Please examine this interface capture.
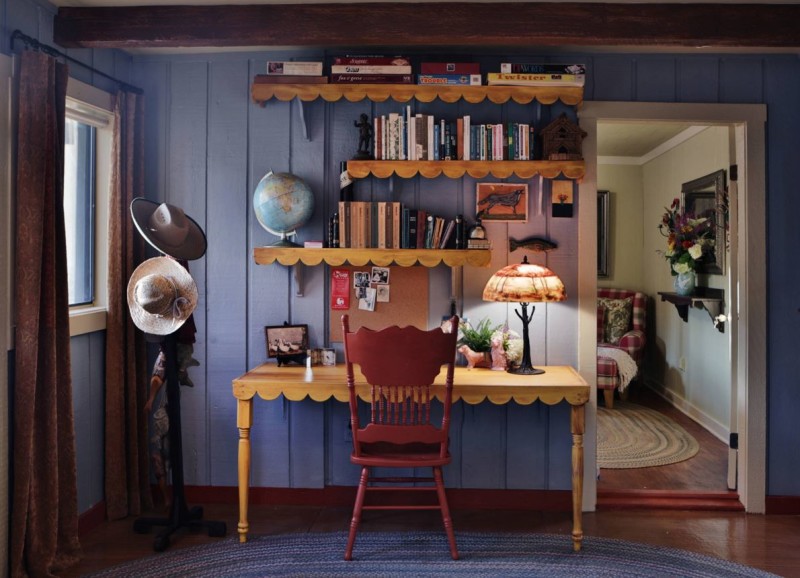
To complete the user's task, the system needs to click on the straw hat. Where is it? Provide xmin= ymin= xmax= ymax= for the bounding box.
xmin=131 ymin=198 xmax=207 ymax=261
xmin=127 ymin=257 xmax=198 ymax=335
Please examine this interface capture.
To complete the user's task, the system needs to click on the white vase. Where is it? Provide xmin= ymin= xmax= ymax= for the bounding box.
xmin=673 ymin=270 xmax=696 ymax=296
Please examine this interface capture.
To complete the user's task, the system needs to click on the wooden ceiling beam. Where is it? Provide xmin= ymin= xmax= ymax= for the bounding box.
xmin=54 ymin=3 xmax=800 ymax=50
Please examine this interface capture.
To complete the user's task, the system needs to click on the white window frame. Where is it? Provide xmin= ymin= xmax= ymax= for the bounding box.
xmin=65 ymin=79 xmax=114 ymax=337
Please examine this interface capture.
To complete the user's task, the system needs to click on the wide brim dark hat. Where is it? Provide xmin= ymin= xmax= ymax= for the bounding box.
xmin=131 ymin=198 xmax=207 ymax=261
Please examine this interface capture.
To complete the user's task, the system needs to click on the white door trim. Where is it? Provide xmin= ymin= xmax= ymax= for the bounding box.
xmin=578 ymin=101 xmax=767 ymax=513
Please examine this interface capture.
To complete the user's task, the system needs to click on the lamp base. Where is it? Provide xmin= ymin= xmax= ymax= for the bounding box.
xmin=507 ymin=365 xmax=545 ymax=375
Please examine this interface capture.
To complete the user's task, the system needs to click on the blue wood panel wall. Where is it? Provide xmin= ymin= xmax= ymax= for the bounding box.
xmin=124 ymin=50 xmax=800 ymax=498
xmin=5 ymin=3 xmax=800 ymax=505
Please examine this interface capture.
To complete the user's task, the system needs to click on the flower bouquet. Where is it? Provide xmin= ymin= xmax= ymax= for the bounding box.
xmin=658 ymin=198 xmax=714 ymax=276
xmin=658 ymin=198 xmax=714 ymax=295
xmin=491 ymin=324 xmax=523 ymax=369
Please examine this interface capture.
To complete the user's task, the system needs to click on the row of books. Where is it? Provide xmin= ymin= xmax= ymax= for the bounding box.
xmin=260 ymin=57 xmax=585 ymax=87
xmin=336 ymin=201 xmax=465 ymax=250
xmin=373 ymin=109 xmax=537 ymax=161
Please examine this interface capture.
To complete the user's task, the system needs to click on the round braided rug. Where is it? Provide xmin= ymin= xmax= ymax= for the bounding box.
xmin=86 ymin=532 xmax=776 ymax=577
xmin=598 ymin=401 xmax=700 ymax=469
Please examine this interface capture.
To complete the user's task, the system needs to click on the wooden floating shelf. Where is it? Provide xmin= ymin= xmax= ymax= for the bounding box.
xmin=347 ymin=159 xmax=585 ymax=180
xmin=251 ymin=83 xmax=583 ymax=107
xmin=658 ymin=288 xmax=726 ymax=333
xmin=254 ymin=247 xmax=491 ymax=268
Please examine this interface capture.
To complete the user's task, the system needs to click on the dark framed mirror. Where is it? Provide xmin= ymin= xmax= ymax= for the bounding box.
xmin=598 ymin=190 xmax=609 ymax=277
xmin=681 ymin=169 xmax=727 ymax=275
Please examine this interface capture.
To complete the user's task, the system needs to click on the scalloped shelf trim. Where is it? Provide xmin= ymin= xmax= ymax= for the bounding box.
xmin=253 ymin=247 xmax=492 ymax=268
xmin=347 ymin=160 xmax=585 ymax=180
xmin=251 ymin=83 xmax=583 ymax=106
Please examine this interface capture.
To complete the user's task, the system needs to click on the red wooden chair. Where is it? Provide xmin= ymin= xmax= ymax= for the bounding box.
xmin=341 ymin=314 xmax=459 ymax=561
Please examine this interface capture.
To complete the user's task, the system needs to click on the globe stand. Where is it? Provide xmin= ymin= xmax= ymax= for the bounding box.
xmin=270 ymin=231 xmax=301 ymax=247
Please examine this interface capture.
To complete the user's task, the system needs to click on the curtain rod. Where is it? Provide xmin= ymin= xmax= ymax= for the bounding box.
xmin=10 ymin=29 xmax=144 ymax=95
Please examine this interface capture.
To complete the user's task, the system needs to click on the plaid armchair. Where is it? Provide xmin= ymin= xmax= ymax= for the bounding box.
xmin=597 ymin=288 xmax=648 ymax=409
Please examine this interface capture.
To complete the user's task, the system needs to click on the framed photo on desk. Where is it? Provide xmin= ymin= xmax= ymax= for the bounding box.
xmin=265 ymin=324 xmax=309 ymax=359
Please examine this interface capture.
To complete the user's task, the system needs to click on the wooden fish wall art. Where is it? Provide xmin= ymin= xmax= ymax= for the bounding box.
xmin=509 ymin=236 xmax=558 ymax=253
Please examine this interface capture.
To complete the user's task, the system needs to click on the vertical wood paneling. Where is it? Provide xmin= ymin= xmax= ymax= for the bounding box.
xmin=460 ymin=402 xmax=506 ymax=487
xmin=763 ymin=56 xmax=800 ymax=495
xmin=133 ymin=60 xmax=169 ymax=207
xmin=70 ymin=334 xmax=92 ymax=511
xmin=287 ymin=96 xmax=326 ymax=487
xmin=678 ymin=57 xmax=720 ymax=103
xmin=247 ymin=56 xmax=292 ymax=487
xmin=635 ymin=57 xmax=678 ymax=103
xmin=720 ymin=57 xmax=764 ymax=103
xmin=206 ymin=58 xmax=249 ymax=486
xmin=166 ymin=60 xmax=209 ymax=483
xmin=65 ymin=49 xmax=800 ymax=502
xmin=546 ymin=402 xmax=573 ymax=489
xmin=592 ymin=56 xmax=635 ymax=102
xmin=506 ymin=403 xmax=549 ymax=488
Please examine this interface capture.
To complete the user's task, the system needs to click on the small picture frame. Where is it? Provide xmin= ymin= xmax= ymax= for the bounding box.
xmin=476 ymin=182 xmax=528 ymax=222
xmin=370 ymin=266 xmax=390 ymax=284
xmin=265 ymin=324 xmax=309 ymax=364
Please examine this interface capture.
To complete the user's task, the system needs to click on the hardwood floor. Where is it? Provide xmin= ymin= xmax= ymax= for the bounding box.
xmin=598 ymin=385 xmax=731 ymax=493
xmin=62 ymin=503 xmax=800 ymax=577
xmin=63 ymin=387 xmax=791 ymax=577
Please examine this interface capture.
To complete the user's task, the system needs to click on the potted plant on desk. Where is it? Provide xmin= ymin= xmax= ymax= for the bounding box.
xmin=457 ymin=318 xmax=499 ymax=369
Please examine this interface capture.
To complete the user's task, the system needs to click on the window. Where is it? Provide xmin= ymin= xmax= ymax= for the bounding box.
xmin=65 ymin=80 xmax=113 ymax=336
xmin=64 ymin=117 xmax=96 ymax=306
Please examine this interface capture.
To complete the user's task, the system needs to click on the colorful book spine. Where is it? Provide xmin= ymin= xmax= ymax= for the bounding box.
xmin=330 ymin=74 xmax=413 ymax=84
xmin=253 ymin=75 xmax=329 ymax=84
xmin=500 ymin=63 xmax=586 ymax=75
xmin=487 ymin=72 xmax=585 ymax=86
xmin=266 ymin=61 xmax=323 ymax=76
xmin=420 ymin=62 xmax=480 ymax=74
xmin=332 ymin=56 xmax=411 ymax=66
xmin=417 ymin=74 xmax=481 ymax=85
xmin=331 ymin=64 xmax=412 ymax=74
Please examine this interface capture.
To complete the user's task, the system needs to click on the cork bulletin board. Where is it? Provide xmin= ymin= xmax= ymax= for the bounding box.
xmin=329 ymin=266 xmax=429 ymax=342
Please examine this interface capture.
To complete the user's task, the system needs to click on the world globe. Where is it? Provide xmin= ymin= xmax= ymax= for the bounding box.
xmin=253 ymin=171 xmax=315 ymax=246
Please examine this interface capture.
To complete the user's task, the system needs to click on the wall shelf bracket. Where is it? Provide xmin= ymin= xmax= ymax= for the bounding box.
xmin=658 ymin=288 xmax=725 ymax=332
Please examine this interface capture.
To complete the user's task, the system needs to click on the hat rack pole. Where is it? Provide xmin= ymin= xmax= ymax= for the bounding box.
xmin=132 ymin=332 xmax=227 ymax=550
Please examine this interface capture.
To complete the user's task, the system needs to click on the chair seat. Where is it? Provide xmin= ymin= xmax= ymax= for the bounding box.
xmin=352 ymin=442 xmax=451 ymax=468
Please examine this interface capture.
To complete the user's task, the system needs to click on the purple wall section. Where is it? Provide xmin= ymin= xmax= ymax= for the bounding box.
xmin=4 ymin=6 xmax=798 ymax=504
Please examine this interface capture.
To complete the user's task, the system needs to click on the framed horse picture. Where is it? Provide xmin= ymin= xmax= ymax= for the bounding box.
xmin=476 ymin=183 xmax=528 ymax=223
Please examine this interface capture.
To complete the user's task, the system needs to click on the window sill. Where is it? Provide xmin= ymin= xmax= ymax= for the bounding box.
xmin=69 ymin=306 xmax=107 ymax=337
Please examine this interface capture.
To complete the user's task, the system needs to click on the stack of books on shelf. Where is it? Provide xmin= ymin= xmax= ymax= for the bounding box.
xmin=486 ymin=63 xmax=586 ymax=87
xmin=336 ymin=201 xmax=464 ymax=250
xmin=256 ymin=60 xmax=328 ymax=84
xmin=417 ymin=62 xmax=481 ymax=86
xmin=370 ymin=109 xmax=536 ymax=161
xmin=330 ymin=55 xmax=413 ymax=84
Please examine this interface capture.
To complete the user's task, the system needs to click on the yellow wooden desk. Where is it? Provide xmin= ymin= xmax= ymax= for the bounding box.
xmin=232 ymin=364 xmax=590 ymax=551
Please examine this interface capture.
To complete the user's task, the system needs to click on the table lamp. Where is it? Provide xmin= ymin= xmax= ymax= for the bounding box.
xmin=482 ymin=256 xmax=566 ymax=375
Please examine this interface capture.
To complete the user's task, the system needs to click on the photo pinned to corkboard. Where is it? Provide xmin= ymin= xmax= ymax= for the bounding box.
xmin=552 ymin=180 xmax=574 ymax=218
xmin=476 ymin=182 xmax=528 ymax=222
xmin=329 ymin=265 xmax=428 ymax=343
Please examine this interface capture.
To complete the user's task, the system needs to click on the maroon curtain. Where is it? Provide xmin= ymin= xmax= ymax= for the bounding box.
xmin=11 ymin=50 xmax=81 ymax=577
xmin=104 ymin=89 xmax=149 ymax=520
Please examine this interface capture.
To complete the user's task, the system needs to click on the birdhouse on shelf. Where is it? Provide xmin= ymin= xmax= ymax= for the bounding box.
xmin=541 ymin=113 xmax=587 ymax=161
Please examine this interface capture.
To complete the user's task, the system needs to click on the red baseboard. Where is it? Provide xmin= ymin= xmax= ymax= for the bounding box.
xmin=598 ymin=489 xmax=744 ymax=511
xmin=78 ymin=500 xmax=107 ymax=536
xmin=765 ymin=496 xmax=800 ymax=514
xmin=184 ymin=485 xmax=572 ymax=511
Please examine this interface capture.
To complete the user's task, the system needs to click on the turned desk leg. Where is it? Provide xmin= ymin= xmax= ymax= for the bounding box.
xmin=237 ymin=399 xmax=253 ymax=543
xmin=571 ymin=404 xmax=585 ymax=552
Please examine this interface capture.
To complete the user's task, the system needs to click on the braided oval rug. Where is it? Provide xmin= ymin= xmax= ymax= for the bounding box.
xmin=87 ymin=531 xmax=776 ymax=577
xmin=598 ymin=401 xmax=700 ymax=469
